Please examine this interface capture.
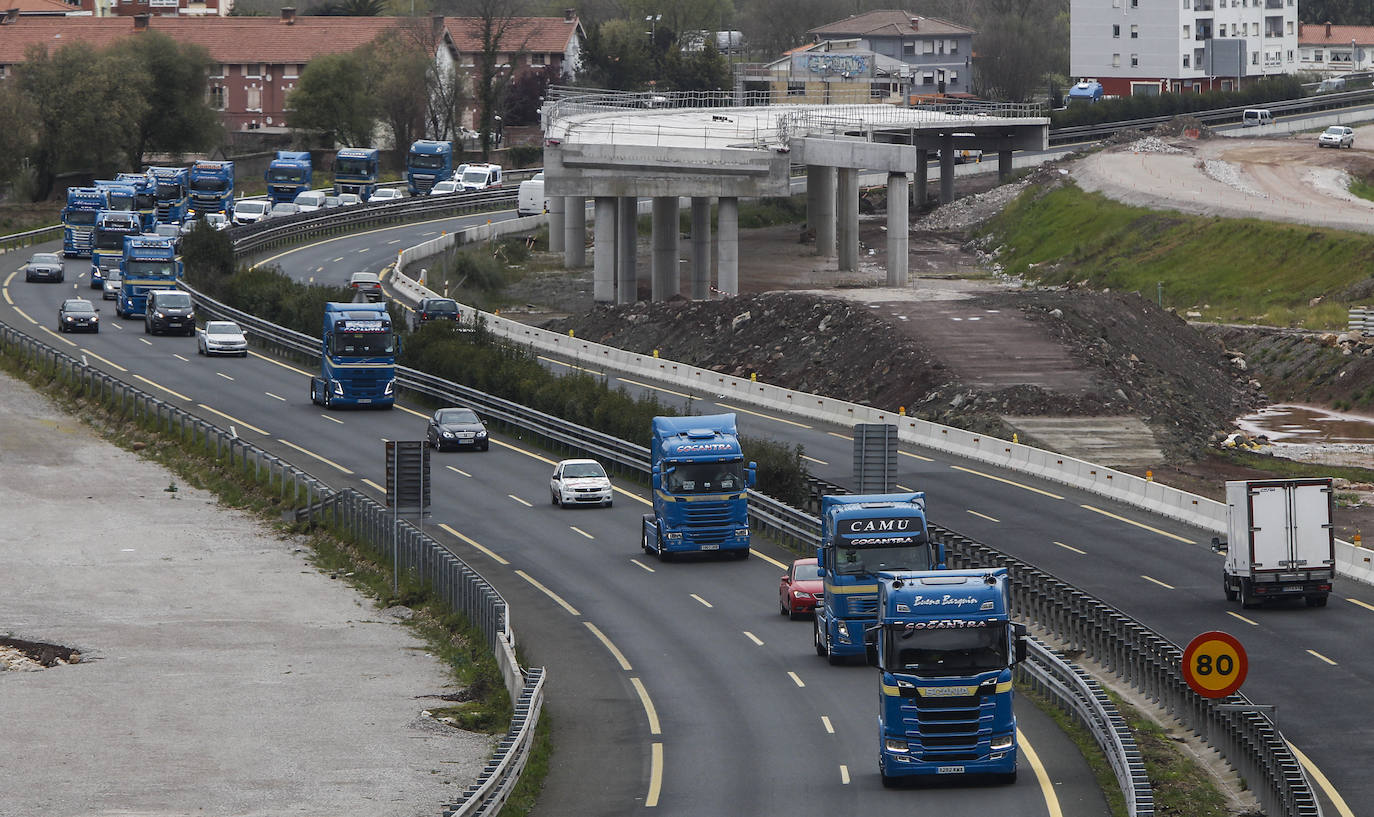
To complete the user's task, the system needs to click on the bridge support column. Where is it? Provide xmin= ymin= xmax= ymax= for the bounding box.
xmin=837 ymin=168 xmax=859 ymax=272
xmin=939 ymin=134 xmax=956 ymax=205
xmin=548 ymin=195 xmax=565 ymax=253
xmin=691 ymin=197 xmax=711 ymax=299
xmin=651 ymin=196 xmax=680 ymax=300
xmin=593 ymin=197 xmax=616 ymax=303
xmin=914 ymin=150 xmax=928 ymax=210
xmin=564 ymin=196 xmax=586 ymax=268
xmin=886 ymin=172 xmax=908 ymax=287
xmin=808 ymin=165 xmax=836 ymax=257
xmin=998 ymin=149 xmax=1014 ymax=183
xmin=617 ymin=196 xmax=638 ymax=303
xmin=717 ymin=196 xmax=738 ymax=296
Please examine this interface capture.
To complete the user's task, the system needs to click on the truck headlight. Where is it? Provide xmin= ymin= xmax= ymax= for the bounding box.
xmin=991 ymin=734 xmax=1014 ymax=752
xmin=383 ymin=378 xmax=394 ymax=396
xmin=884 ymin=739 xmax=909 ymax=753
xmin=836 ymin=621 xmax=850 ymax=639
xmin=664 ymin=531 xmax=683 ymax=540
xmin=332 ymin=380 xmax=344 ymax=396
xmin=735 ymin=528 xmax=750 ymax=537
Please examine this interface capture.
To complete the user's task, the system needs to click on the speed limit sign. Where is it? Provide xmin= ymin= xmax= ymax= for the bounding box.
xmin=1182 ymin=631 xmax=1248 ymax=699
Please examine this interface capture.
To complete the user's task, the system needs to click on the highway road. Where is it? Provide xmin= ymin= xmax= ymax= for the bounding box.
xmin=2 ymin=228 xmax=1108 ymax=817
xmin=229 ymin=205 xmax=1374 ymax=817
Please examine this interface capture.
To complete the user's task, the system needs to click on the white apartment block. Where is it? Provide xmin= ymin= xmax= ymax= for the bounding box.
xmin=1070 ymin=0 xmax=1299 ymax=96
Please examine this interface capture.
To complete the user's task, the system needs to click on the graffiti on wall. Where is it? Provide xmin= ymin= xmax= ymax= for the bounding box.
xmin=795 ymin=53 xmax=871 ymax=77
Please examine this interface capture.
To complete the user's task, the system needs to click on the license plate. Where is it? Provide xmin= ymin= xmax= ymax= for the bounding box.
xmin=937 ymin=766 xmax=965 ymax=775
xmin=700 ymin=544 xmax=719 ymax=551
xmin=458 ymin=433 xmax=474 ymax=439
xmin=358 ymin=398 xmax=371 ymax=403
xmin=1281 ymin=586 xmax=1303 ymax=592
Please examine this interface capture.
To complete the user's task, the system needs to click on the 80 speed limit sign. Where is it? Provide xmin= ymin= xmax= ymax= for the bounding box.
xmin=1182 ymin=631 xmax=1248 ymax=699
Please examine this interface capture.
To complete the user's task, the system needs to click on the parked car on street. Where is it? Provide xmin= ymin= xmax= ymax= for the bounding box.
xmin=58 ymin=298 xmax=99 ymax=333
xmin=1318 ymin=125 xmax=1355 ymax=148
xmin=550 ymin=459 xmax=613 ymax=507
xmin=198 ymin=320 xmax=249 ymax=356
xmin=24 ymin=252 xmax=64 ymax=283
xmin=426 ymin=407 xmax=489 ymax=451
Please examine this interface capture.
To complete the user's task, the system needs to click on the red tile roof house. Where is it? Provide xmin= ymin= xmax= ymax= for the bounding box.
xmin=0 ymin=8 xmax=584 ymax=135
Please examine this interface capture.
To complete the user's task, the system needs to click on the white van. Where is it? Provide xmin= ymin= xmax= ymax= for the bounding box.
xmin=459 ymin=163 xmax=503 ymax=191
xmin=517 ymin=172 xmax=548 ymax=216
xmin=231 ymin=199 xmax=269 ymax=225
xmin=1241 ymin=108 xmax=1273 ymax=127
xmin=293 ymin=190 xmax=328 ymax=212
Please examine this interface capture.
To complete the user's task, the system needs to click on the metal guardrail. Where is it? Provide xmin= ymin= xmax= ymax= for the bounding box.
xmin=0 ymin=222 xmax=63 ymax=253
xmin=1349 ymin=306 xmax=1373 ymax=332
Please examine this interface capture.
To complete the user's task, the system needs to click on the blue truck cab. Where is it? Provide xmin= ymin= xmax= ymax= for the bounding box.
xmin=115 ymin=234 xmax=182 ymax=319
xmin=813 ymin=493 xmax=940 ymax=664
xmin=90 ymin=210 xmax=143 ymax=292
xmin=874 ymin=568 xmax=1026 ymax=786
xmin=115 ymin=172 xmax=159 ymax=232
xmin=188 ymin=160 xmax=235 ymax=217
xmin=62 ymin=186 xmax=107 ymax=258
xmin=148 ymin=166 xmax=190 ymax=224
xmin=334 ymin=147 xmax=380 ymax=199
xmin=94 ymin=180 xmax=137 ymax=216
xmin=406 ymin=140 xmax=453 ymax=195
xmin=310 ymin=302 xmax=397 ymax=409
xmin=1067 ymin=80 xmax=1104 ymax=104
xmin=641 ymin=414 xmax=755 ymax=560
xmin=266 ymin=150 xmax=313 ymax=204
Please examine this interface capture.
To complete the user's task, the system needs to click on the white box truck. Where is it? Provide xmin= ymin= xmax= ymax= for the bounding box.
xmin=1218 ymin=478 xmax=1334 ymax=608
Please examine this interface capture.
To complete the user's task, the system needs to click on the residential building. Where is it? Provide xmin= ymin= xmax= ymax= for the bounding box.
xmin=807 ymin=10 xmax=976 ymax=96
xmin=1298 ymin=22 xmax=1374 ymax=74
xmin=1070 ymin=0 xmax=1299 ymax=96
xmin=6 ymin=0 xmax=91 ymax=16
xmin=740 ymin=40 xmax=915 ymax=105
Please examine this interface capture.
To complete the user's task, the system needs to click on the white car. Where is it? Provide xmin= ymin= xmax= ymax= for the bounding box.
xmin=1318 ymin=125 xmax=1355 ymax=148
xmin=101 ymin=270 xmax=121 ymax=301
xmin=337 ymin=193 xmax=362 ymax=207
xmin=550 ymin=459 xmax=613 ymax=508
xmin=369 ymin=187 xmax=405 ymax=203
xmin=268 ymin=201 xmax=300 ymax=218
xmin=294 ymin=190 xmax=328 ymax=211
xmin=198 ymin=320 xmax=248 ymax=357
xmin=429 ymin=180 xmax=463 ymax=196
xmin=203 ymin=212 xmax=230 ymax=230
xmin=232 ymin=200 xmax=269 ymax=225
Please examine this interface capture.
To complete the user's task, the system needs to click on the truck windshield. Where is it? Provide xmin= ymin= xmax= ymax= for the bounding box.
xmin=336 ymin=157 xmax=373 ymax=175
xmin=105 ymin=193 xmax=133 ymax=211
xmin=331 ymin=330 xmax=395 ymax=357
xmin=64 ymin=210 xmax=97 ymax=226
xmin=664 ymin=461 xmax=743 ymax=494
xmin=156 ymin=182 xmax=184 ymax=198
xmin=889 ymin=622 xmax=1009 ymax=676
xmin=191 ymin=177 xmax=229 ymax=193
xmin=268 ymin=168 xmax=305 ymax=182
xmin=125 ymin=260 xmax=177 ymax=277
xmin=833 ymin=541 xmax=930 ymax=576
xmin=95 ymin=229 xmax=138 ymax=249
xmin=133 ymin=193 xmax=156 ymax=210
xmin=409 ymin=153 xmax=446 ymax=169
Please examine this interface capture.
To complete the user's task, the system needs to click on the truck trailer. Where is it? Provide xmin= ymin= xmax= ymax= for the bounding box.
xmin=1218 ymin=478 xmax=1335 ymax=607
xmin=641 ymin=414 xmax=755 ymax=560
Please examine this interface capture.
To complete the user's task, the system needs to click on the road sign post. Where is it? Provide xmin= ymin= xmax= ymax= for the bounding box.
xmin=1182 ymin=631 xmax=1249 ymax=699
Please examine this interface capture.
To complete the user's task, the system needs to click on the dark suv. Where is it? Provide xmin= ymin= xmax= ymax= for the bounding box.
xmin=145 ymin=289 xmax=196 ymax=336
xmin=413 ymin=297 xmax=460 ymax=328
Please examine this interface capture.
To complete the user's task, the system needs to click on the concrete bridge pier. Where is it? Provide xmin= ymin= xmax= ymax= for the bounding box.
xmin=593 ymin=196 xmax=616 ymax=303
xmin=998 ymin=149 xmax=1014 ymax=182
xmin=617 ymin=196 xmax=638 ymax=303
xmin=807 ymin=165 xmax=837 ymax=257
xmin=548 ymin=195 xmax=565 ymax=253
xmin=563 ymin=196 xmax=586 ymax=268
xmin=886 ymin=172 xmax=909 ymax=287
xmin=717 ymin=197 xmax=738 ymax=296
xmin=837 ymin=168 xmax=859 ymax=272
xmin=651 ymin=196 xmax=680 ymax=300
xmin=914 ymin=150 xmax=928 ymax=210
xmin=690 ymin=197 xmax=711 ymax=299
xmin=939 ymin=133 xmax=956 ymax=204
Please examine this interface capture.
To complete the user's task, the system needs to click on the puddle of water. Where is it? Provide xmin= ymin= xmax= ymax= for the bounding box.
xmin=1238 ymin=405 xmax=1374 ymax=445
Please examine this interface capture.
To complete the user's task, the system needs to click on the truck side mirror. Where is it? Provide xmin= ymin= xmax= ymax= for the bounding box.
xmin=864 ymin=624 xmax=880 ymax=666
xmin=1013 ymin=622 xmax=1028 ymax=664
xmin=1211 ymin=536 xmax=1227 ymax=554
xmin=651 ymin=463 xmax=661 ymax=491
xmin=746 ymin=461 xmax=757 ymax=488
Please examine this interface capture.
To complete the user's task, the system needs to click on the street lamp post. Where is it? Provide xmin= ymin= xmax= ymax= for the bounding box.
xmin=646 ymin=14 xmax=661 ymax=45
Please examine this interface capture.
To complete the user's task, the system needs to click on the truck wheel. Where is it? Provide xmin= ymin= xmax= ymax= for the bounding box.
xmin=734 ymin=548 xmax=750 ymax=560
xmin=827 ymin=645 xmax=845 ymax=666
xmin=881 ymin=769 xmax=899 ymax=789
xmin=310 ymin=381 xmax=318 ymax=406
xmin=814 ymin=621 xmax=827 ymax=657
xmin=1223 ymin=575 xmax=1238 ymax=602
xmin=1239 ymin=580 xmax=1257 ymax=609
xmin=999 ymin=770 xmax=1018 ymax=785
xmin=1306 ymin=594 xmax=1329 ymax=608
xmin=641 ymin=525 xmax=652 ymax=554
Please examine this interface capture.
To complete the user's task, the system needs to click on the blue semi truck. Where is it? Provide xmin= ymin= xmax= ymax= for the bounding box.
xmin=89 ymin=210 xmax=143 ymax=291
xmin=813 ymin=493 xmax=940 ymax=664
xmin=640 ymin=414 xmax=755 ymax=560
xmin=334 ymin=147 xmax=379 ymax=199
xmin=873 ymin=568 xmax=1026 ymax=786
xmin=148 ymin=166 xmax=190 ymax=224
xmin=115 ymin=172 xmax=159 ymax=232
xmin=266 ymin=150 xmax=312 ymax=204
xmin=309 ymin=302 xmax=397 ymax=409
xmin=62 ymin=187 xmax=107 ymax=258
xmin=406 ymin=139 xmax=453 ymax=195
xmin=115 ymin=234 xmax=182 ymax=319
xmin=188 ymin=160 xmax=235 ymax=217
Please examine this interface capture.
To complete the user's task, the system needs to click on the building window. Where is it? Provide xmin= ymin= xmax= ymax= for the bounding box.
xmin=1131 ymin=0 xmax=1138 ymax=6
xmin=1112 ymin=52 xmax=1121 ymax=67
xmin=787 ymin=81 xmax=804 ymax=96
xmin=283 ymin=64 xmax=300 ymax=79
xmin=922 ymin=71 xmax=935 ymax=85
xmin=532 ymin=53 xmax=547 ymax=65
xmin=1131 ymin=53 xmax=1139 ymax=66
xmin=949 ymin=40 xmax=958 ymax=54
xmin=1183 ymin=0 xmax=1190 ymax=7
xmin=1183 ymin=24 xmax=1190 ymax=38
xmin=210 ymin=63 xmax=225 ymax=78
xmin=1315 ymin=50 xmax=1323 ymax=61
xmin=208 ymin=85 xmax=225 ymax=110
xmin=1287 ymin=21 xmax=1293 ymax=33
xmin=244 ymin=63 xmax=262 ymax=78
xmin=1288 ymin=49 xmax=1294 ymax=61
xmin=1183 ymin=53 xmax=1191 ymax=67
xmin=1113 ymin=24 xmax=1121 ymax=37
xmin=923 ymin=40 xmax=934 ymax=54
xmin=1252 ymin=52 xmax=1259 ymax=64
xmin=1218 ymin=24 xmax=1226 ymax=36
xmin=246 ymin=86 xmax=261 ymax=111
xmin=1131 ymin=24 xmax=1139 ymax=38
xmin=949 ymin=71 xmax=958 ymax=83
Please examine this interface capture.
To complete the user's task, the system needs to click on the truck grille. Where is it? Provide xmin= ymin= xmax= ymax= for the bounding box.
xmin=900 ymin=696 xmax=990 ymax=758
xmin=848 ymin=594 xmax=878 ymax=615
xmin=343 ymin=374 xmax=390 ymax=398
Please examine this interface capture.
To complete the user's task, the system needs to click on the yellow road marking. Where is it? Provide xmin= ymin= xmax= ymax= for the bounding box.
xmin=617 ymin=376 xmax=693 ymax=399
xmin=41 ymin=327 xmax=78 ymax=348
xmin=647 ymin=742 xmax=663 ymax=808
xmin=1054 ymin=541 xmax=1086 ymax=555
xmin=320 ymin=413 xmax=344 ymax=425
xmin=1020 ymin=730 xmax=1062 ymax=817
xmin=1141 ymin=575 xmax=1175 ymax=590
xmin=896 ymin=483 xmax=914 ymax=492
xmin=1308 ymin=649 xmax=1337 ymax=666
xmin=827 ymin=431 xmax=852 ymax=441
xmin=743 ymin=631 xmax=763 ymax=646
xmin=900 ymin=449 xmax=935 ymax=462
xmin=437 ymin=523 xmax=508 ymax=565
xmin=276 ymin=438 xmax=353 ymax=474
xmin=716 ymin=402 xmax=813 ymax=429
xmin=516 ymin=569 xmax=579 ymax=615
xmin=1288 ymin=743 xmax=1356 ymax=817
xmin=821 ymin=715 xmax=835 ymax=734
xmin=361 ymin=478 xmax=385 ymax=494
xmin=584 ymin=622 xmax=632 ymax=670
xmin=13 ymin=306 xmax=36 ymax=325
xmin=801 ymin=454 xmax=828 ymax=466
xmin=630 ymin=677 xmax=662 ymax=735
xmin=1226 ymin=611 xmax=1260 ymax=626
xmin=967 ymin=509 xmax=1000 ymax=523
xmin=249 ymin=349 xmax=312 ymax=376
xmin=133 ymin=373 xmax=191 ymax=401
xmin=1080 ymin=504 xmax=1197 ymax=544
xmin=570 ymin=526 xmax=594 ymax=540
xmin=491 ymin=437 xmax=557 ymax=464
xmin=80 ymin=347 xmax=127 ymax=372
xmin=538 ymin=355 xmax=605 ymax=376
xmin=1345 ymin=597 xmax=1374 ymax=613
xmin=509 ymin=494 xmax=532 ymax=507
xmin=951 ymin=464 xmax=1063 ymax=498
xmin=690 ymin=594 xmax=713 ymax=608
xmin=839 ymin=765 xmax=850 ymax=785
xmin=615 ymin=485 xmax=652 ymax=506
xmin=788 ymin=671 xmax=805 ymax=688
xmin=630 ymin=558 xmax=655 ymax=573
xmin=751 ymin=550 xmax=787 ymax=569
xmin=250 ymin=213 xmax=496 ymax=270
xmin=197 ymin=403 xmax=267 ymax=435
xmin=395 ymin=404 xmax=429 ymax=419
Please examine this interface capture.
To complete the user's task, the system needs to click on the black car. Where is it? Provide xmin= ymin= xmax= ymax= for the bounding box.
xmin=24 ymin=252 xmax=64 ymax=283
xmin=426 ymin=407 xmax=489 ymax=451
xmin=413 ymin=297 xmax=460 ymax=328
xmin=58 ymin=298 xmax=99 ymax=333
xmin=144 ymin=288 xmax=196 ymax=336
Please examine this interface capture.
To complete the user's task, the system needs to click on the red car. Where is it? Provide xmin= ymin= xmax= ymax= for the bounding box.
xmin=779 ymin=558 xmax=823 ymax=619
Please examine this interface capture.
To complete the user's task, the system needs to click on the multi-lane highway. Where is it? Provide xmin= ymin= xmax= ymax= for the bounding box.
xmin=3 ymin=201 xmax=1366 ymax=817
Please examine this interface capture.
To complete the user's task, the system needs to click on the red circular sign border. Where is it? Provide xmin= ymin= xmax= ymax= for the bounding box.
xmin=1182 ymin=630 xmax=1249 ymax=699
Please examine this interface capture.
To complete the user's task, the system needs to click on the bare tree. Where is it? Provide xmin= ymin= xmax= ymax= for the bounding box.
xmin=443 ymin=0 xmax=532 ymax=158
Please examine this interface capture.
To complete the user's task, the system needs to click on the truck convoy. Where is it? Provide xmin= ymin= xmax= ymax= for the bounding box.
xmin=89 ymin=210 xmax=143 ymax=291
xmin=1217 ymin=478 xmax=1335 ymax=607
xmin=310 ymin=302 xmax=397 ymax=409
xmin=148 ymin=166 xmax=190 ymax=224
xmin=334 ymin=147 xmax=379 ymax=200
xmin=406 ymin=139 xmax=454 ymax=195
xmin=813 ymin=493 xmax=940 ymax=664
xmin=115 ymin=171 xmax=159 ymax=232
xmin=872 ymin=568 xmax=1026 ymax=786
xmin=62 ymin=187 xmax=106 ymax=258
xmin=265 ymin=150 xmax=312 ymax=205
xmin=641 ymin=414 xmax=755 ymax=560
xmin=188 ymin=160 xmax=235 ymax=217
xmin=115 ymin=234 xmax=182 ymax=319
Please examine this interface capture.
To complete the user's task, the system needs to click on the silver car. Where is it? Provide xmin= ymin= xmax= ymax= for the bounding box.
xmin=198 ymin=320 xmax=249 ymax=357
xmin=102 ymin=270 xmax=122 ymax=301
xmin=1318 ymin=126 xmax=1355 ymax=148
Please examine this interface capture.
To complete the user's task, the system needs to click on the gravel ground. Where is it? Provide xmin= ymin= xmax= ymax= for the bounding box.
xmin=0 ymin=370 xmax=489 ymax=817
